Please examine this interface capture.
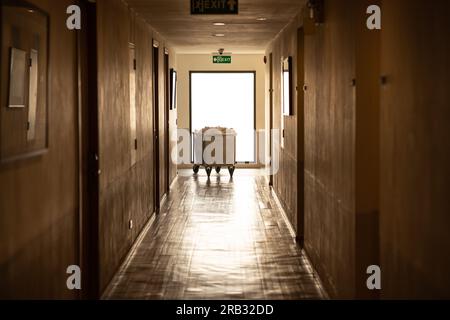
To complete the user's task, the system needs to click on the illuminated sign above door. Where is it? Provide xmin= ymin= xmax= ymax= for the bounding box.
xmin=213 ymin=56 xmax=232 ymax=64
xmin=191 ymin=0 xmax=239 ymax=15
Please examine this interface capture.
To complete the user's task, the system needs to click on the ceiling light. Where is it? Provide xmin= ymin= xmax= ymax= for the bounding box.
xmin=213 ymin=33 xmax=225 ymax=37
xmin=213 ymin=22 xmax=226 ymax=26
xmin=256 ymin=17 xmax=267 ymax=21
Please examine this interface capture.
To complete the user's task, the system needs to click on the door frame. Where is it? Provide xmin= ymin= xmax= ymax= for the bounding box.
xmin=269 ymin=53 xmax=274 ymax=186
xmin=164 ymin=49 xmax=170 ymax=194
xmin=189 ymin=71 xmax=257 ymax=164
xmin=296 ymin=27 xmax=305 ymax=247
xmin=77 ymin=0 xmax=99 ymax=299
xmin=152 ymin=40 xmax=161 ymax=212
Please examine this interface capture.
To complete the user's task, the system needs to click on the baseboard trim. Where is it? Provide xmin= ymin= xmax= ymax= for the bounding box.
xmin=302 ymin=248 xmax=330 ymax=300
xmin=101 ymin=212 xmax=157 ymax=299
xmin=102 ymin=174 xmax=180 ymax=298
xmin=270 ymin=187 xmax=329 ymax=299
xmin=160 ymin=193 xmax=168 ymax=208
xmin=270 ymin=186 xmax=296 ymax=241
xmin=169 ymin=174 xmax=178 ymax=190
xmin=159 ymin=175 xmax=179 ymax=209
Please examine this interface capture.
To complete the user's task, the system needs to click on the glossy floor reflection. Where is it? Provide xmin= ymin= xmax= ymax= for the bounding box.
xmin=104 ymin=170 xmax=326 ymax=300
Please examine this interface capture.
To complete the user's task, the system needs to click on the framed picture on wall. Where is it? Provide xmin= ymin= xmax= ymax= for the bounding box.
xmin=282 ymin=56 xmax=293 ymax=116
xmin=1 ymin=1 xmax=49 ymax=163
xmin=170 ymin=68 xmax=177 ymax=110
xmin=8 ymin=48 xmax=27 ymax=108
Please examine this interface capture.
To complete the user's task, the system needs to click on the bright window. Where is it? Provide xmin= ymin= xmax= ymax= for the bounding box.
xmin=190 ymin=72 xmax=255 ymax=163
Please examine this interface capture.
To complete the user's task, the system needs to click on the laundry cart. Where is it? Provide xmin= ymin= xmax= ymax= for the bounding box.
xmin=193 ymin=127 xmax=237 ymax=178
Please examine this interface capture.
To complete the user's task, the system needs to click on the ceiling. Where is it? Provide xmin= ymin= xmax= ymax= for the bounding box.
xmin=126 ymin=0 xmax=306 ymax=54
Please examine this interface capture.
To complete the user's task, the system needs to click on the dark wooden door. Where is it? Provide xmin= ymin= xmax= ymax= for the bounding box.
xmin=269 ymin=53 xmax=274 ymax=187
xmin=152 ymin=43 xmax=160 ymax=212
xmin=164 ymin=51 xmax=170 ymax=194
xmin=77 ymin=0 xmax=99 ymax=299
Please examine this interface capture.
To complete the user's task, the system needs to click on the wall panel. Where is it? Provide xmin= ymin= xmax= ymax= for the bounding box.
xmin=97 ymin=0 xmax=132 ymax=290
xmin=304 ymin=1 xmax=356 ymax=298
xmin=269 ymin=0 xmax=380 ymax=299
xmin=266 ymin=15 xmax=301 ymax=234
xmin=0 ymin=0 xmax=78 ymax=299
xmin=97 ymin=0 xmax=176 ymax=292
xmin=380 ymin=0 xmax=450 ymax=298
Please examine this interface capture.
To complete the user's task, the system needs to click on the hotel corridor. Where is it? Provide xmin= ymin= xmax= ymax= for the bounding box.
xmin=104 ymin=171 xmax=325 ymax=300
xmin=1 ymin=0 xmax=450 ymax=304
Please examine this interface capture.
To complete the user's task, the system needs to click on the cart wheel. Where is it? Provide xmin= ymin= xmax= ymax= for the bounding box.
xmin=215 ymin=167 xmax=221 ymax=174
xmin=228 ymin=166 xmax=236 ymax=178
xmin=193 ymin=165 xmax=200 ymax=174
xmin=205 ymin=166 xmax=212 ymax=178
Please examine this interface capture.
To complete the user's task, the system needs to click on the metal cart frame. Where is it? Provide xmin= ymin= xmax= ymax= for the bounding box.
xmin=193 ymin=127 xmax=237 ymax=178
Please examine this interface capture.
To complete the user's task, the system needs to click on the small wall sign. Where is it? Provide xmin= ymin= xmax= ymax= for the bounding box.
xmin=191 ymin=0 xmax=239 ymax=15
xmin=213 ymin=56 xmax=232 ymax=64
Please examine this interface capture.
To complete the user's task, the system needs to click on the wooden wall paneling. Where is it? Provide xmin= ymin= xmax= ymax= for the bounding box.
xmin=0 ymin=0 xmax=78 ymax=299
xmin=380 ymin=0 xmax=450 ymax=299
xmin=354 ymin=0 xmax=380 ymax=300
xmin=97 ymin=0 xmax=176 ymax=293
xmin=0 ymin=0 xmax=175 ymax=299
xmin=268 ymin=15 xmax=300 ymax=236
xmin=97 ymin=0 xmax=132 ymax=291
xmin=301 ymin=0 xmax=381 ymax=299
xmin=135 ymin=17 xmax=154 ymax=234
xmin=285 ymin=0 xmax=359 ymax=299
xmin=129 ymin=42 xmax=137 ymax=166
xmin=0 ymin=2 xmax=49 ymax=162
xmin=296 ymin=27 xmax=305 ymax=246
xmin=304 ymin=0 xmax=357 ymax=299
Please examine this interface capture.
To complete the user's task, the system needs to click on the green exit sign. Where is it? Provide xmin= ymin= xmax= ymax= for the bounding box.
xmin=213 ymin=56 xmax=232 ymax=64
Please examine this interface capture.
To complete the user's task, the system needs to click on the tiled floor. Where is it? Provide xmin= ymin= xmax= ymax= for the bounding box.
xmin=104 ymin=170 xmax=326 ymax=300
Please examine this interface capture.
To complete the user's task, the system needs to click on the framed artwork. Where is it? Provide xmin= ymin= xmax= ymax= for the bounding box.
xmin=1 ymin=0 xmax=49 ymax=163
xmin=282 ymin=56 xmax=293 ymax=116
xmin=8 ymin=48 xmax=27 ymax=108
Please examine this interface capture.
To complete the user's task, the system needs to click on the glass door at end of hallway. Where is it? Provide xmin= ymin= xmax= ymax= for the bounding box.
xmin=190 ymin=72 xmax=256 ymax=163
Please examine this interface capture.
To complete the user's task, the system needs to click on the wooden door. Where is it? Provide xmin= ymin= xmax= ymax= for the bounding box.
xmin=152 ymin=42 xmax=161 ymax=212
xmin=77 ymin=0 xmax=99 ymax=299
